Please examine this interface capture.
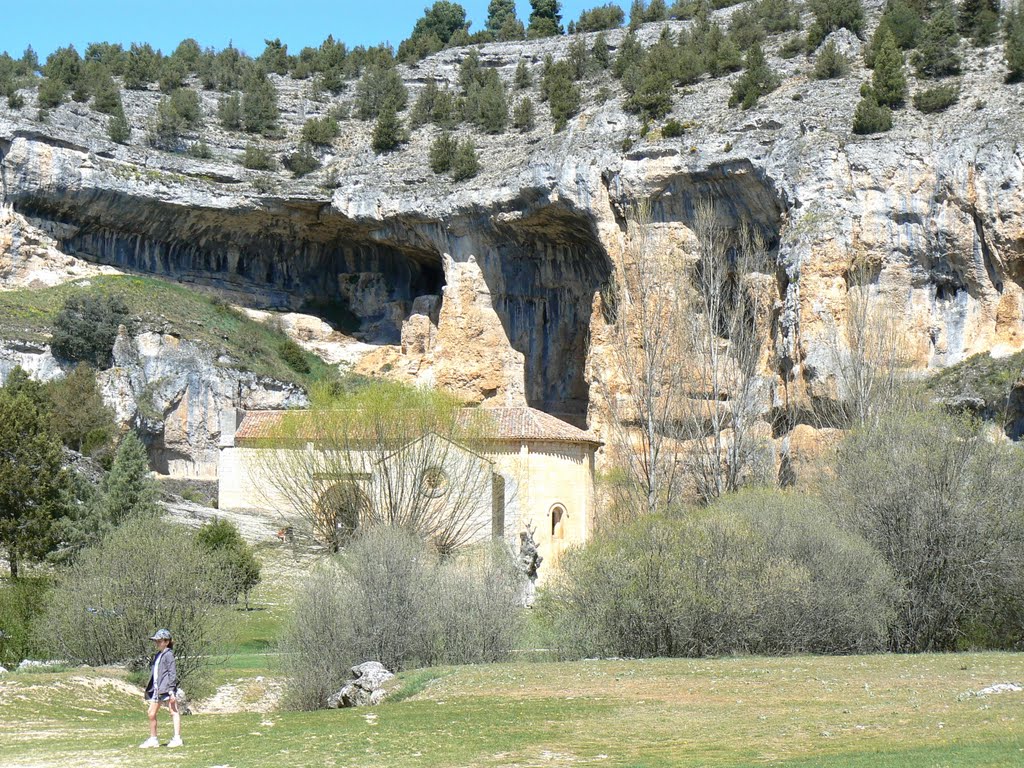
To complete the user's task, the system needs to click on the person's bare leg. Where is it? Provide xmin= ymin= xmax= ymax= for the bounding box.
xmin=147 ymin=701 xmax=160 ymax=738
xmin=169 ymin=699 xmax=181 ymax=738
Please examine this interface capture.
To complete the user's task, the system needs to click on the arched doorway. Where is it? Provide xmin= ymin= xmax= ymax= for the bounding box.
xmin=315 ymin=482 xmax=367 ymax=550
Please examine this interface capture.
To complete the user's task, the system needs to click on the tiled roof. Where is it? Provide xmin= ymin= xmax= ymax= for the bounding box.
xmin=458 ymin=407 xmax=601 ymax=445
xmin=234 ymin=406 xmax=601 ymax=446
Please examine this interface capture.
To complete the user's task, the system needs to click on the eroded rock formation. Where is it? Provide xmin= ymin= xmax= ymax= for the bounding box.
xmin=2 ymin=3 xmax=1024 ymax=477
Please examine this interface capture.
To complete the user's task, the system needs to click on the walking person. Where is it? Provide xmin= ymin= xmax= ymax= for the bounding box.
xmin=139 ymin=629 xmax=183 ymax=748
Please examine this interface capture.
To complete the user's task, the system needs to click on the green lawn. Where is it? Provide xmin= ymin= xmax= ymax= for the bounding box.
xmin=1 ymin=652 xmax=1021 ymax=768
xmin=0 ymin=274 xmax=333 ymax=386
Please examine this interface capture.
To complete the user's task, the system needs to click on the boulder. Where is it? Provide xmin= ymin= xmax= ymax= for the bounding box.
xmin=326 ymin=661 xmax=394 ymax=708
xmin=0 ymin=665 xmax=8 ymax=675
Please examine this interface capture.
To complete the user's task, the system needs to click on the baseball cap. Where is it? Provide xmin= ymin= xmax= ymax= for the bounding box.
xmin=149 ymin=629 xmax=172 ymax=640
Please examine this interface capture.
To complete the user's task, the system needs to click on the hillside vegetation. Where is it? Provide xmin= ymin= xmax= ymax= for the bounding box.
xmin=0 ymin=274 xmax=332 ymax=387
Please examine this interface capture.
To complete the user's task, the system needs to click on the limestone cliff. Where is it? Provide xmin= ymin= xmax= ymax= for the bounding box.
xmin=2 ymin=2 xmax=1024 ymax=477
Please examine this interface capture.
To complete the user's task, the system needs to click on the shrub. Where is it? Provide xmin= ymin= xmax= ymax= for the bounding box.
xmin=0 ymin=577 xmax=51 ymax=666
xmin=429 ymin=132 xmax=458 ymax=173
xmin=218 ymin=92 xmax=242 ymax=130
xmin=51 ymin=293 xmax=131 ymax=368
xmin=872 ymin=28 xmax=907 ymax=107
xmin=196 ymin=518 xmax=262 ymax=609
xmin=513 ymin=96 xmax=536 ymax=131
xmin=852 ymin=85 xmax=893 ymax=134
xmin=807 ymin=0 xmax=865 ymax=48
xmin=278 ymin=337 xmax=312 ymax=374
xmin=539 ymin=491 xmax=895 ymax=659
xmin=281 ymin=527 xmax=523 ymax=709
xmin=241 ymin=143 xmax=275 ymax=170
xmin=913 ymin=4 xmax=962 ymax=78
xmin=451 ymin=139 xmax=479 ymax=181
xmin=728 ymin=43 xmax=779 ymax=110
xmin=828 ymin=407 xmax=1024 ymax=652
xmin=283 ymin=144 xmax=321 ymax=178
xmin=662 ymin=118 xmax=685 ymax=137
xmin=812 ymin=39 xmax=849 ymax=80
xmin=370 ymin=107 xmax=404 ymax=154
xmin=913 ymin=83 xmax=959 ymax=113
xmin=300 ymin=115 xmax=340 ymax=146
xmin=39 ymin=517 xmax=231 ymax=686
xmin=108 ymin=108 xmax=131 ymax=144
xmin=187 ymin=139 xmax=213 ymax=159
xmin=575 ymin=3 xmax=625 ymax=32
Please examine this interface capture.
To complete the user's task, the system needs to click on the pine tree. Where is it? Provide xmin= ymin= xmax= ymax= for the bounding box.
xmin=101 ymin=433 xmax=158 ymax=527
xmin=728 ymin=42 xmax=779 ymax=110
xmin=872 ymin=28 xmax=907 ymax=107
xmin=813 ymin=39 xmax=849 ymax=80
xmin=515 ymin=58 xmax=532 ymax=89
xmin=0 ymin=380 xmax=68 ymax=578
xmin=451 ymin=139 xmax=480 ymax=180
xmin=218 ymin=92 xmax=242 ymax=130
xmin=108 ymin=107 xmax=131 ymax=144
xmin=1006 ymin=8 xmax=1024 ymax=83
xmin=528 ymin=0 xmax=564 ymax=38
xmin=852 ymin=84 xmax=893 ymax=134
xmin=429 ymin=131 xmax=458 ymax=173
xmin=959 ymin=0 xmax=1000 ymax=46
xmin=241 ymin=70 xmax=279 ymax=134
xmin=486 ymin=0 xmax=518 ymax=35
xmin=371 ymin=106 xmax=404 ymax=153
xmin=913 ymin=3 xmax=962 ymax=78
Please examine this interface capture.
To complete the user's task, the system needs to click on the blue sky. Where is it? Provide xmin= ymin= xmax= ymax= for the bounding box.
xmin=2 ymin=1 xmax=617 ymax=60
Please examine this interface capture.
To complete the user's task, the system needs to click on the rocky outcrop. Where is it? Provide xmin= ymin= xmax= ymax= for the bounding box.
xmin=326 ymin=662 xmax=394 ymax=708
xmin=0 ymin=325 xmax=306 ymax=477
xmin=2 ymin=1 xmax=1024 ymax=474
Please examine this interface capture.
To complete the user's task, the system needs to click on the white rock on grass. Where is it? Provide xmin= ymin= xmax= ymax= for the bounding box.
xmin=326 ymin=661 xmax=394 ymax=708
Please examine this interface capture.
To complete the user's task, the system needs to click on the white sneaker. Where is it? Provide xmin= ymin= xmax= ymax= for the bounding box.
xmin=139 ymin=737 xmax=159 ymax=749
xmin=168 ymin=736 xmax=183 ymax=748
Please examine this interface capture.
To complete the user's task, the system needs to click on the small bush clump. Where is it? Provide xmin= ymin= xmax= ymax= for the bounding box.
xmin=40 ymin=517 xmax=232 ymax=686
xmin=539 ymin=490 xmax=896 ymax=659
xmin=913 ymin=84 xmax=959 ymax=114
xmin=51 ymin=293 xmax=131 ymax=368
xmin=282 ymin=527 xmax=523 ymax=710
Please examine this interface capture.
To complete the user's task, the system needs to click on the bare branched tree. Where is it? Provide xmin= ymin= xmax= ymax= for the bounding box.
xmin=249 ymin=382 xmax=499 ymax=555
xmin=816 ymin=260 xmax=910 ymax=430
xmin=595 ymin=199 xmax=774 ymax=517
xmin=682 ymin=201 xmax=774 ymax=502
xmin=596 ymin=199 xmax=686 ymax=518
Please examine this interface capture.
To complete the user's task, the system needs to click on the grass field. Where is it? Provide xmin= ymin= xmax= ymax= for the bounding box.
xmin=1 ymin=651 xmax=1022 ymax=767
xmin=4 ymin=542 xmax=1023 ymax=767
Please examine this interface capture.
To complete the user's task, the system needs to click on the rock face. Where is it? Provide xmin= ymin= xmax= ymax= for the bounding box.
xmin=2 ymin=3 xmax=1024 ymax=474
xmin=326 ymin=662 xmax=394 ymax=708
xmin=0 ymin=325 xmax=306 ymax=477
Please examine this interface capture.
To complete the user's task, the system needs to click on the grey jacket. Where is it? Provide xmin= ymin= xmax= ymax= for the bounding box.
xmin=145 ymin=648 xmax=178 ymax=697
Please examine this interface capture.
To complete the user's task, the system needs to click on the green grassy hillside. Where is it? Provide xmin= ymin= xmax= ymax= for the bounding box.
xmin=0 ymin=275 xmax=334 ymax=387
